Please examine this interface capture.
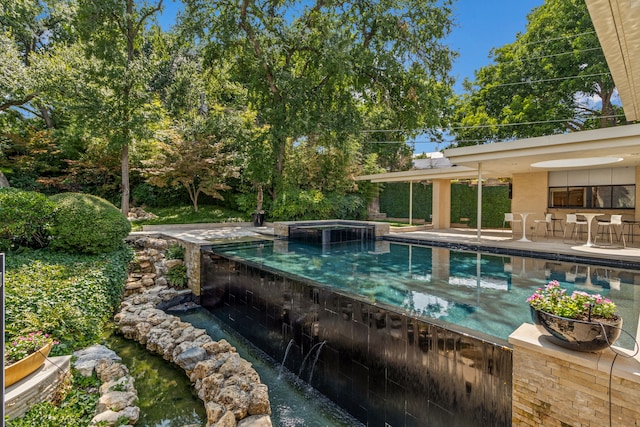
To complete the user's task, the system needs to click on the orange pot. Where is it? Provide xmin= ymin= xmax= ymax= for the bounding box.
xmin=4 ymin=342 xmax=53 ymax=387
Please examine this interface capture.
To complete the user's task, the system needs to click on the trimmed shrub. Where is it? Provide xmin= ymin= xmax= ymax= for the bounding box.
xmin=0 ymin=188 xmax=57 ymax=251
xmin=48 ymin=192 xmax=131 ymax=255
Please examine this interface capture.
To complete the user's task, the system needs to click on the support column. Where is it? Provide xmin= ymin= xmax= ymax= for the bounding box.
xmin=477 ymin=164 xmax=483 ymax=241
xmin=431 ymin=179 xmax=451 ymax=229
xmin=409 ymin=181 xmax=413 ymax=225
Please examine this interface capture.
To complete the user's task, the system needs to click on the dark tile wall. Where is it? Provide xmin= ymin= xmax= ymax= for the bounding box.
xmin=201 ymin=250 xmax=512 ymax=427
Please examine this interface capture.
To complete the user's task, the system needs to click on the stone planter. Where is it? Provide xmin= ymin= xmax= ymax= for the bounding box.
xmin=530 ymin=307 xmax=622 ymax=352
xmin=4 ymin=342 xmax=53 ymax=387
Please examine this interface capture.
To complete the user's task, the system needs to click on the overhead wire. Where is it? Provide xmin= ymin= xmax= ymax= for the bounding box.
xmin=360 ymin=30 xmax=618 ymax=146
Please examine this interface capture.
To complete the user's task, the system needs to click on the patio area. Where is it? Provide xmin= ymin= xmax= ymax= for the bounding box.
xmin=387 ymin=224 xmax=640 ymax=269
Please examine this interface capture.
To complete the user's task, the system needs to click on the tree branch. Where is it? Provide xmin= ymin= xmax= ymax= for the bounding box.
xmin=134 ymin=0 xmax=164 ymax=41
xmin=0 ymin=94 xmax=37 ymax=112
xmin=240 ymin=0 xmax=280 ymax=96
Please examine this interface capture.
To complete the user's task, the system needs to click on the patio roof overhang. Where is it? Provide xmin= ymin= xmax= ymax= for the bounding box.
xmin=585 ymin=0 xmax=640 ymax=123
xmin=356 ymin=123 xmax=640 ymax=183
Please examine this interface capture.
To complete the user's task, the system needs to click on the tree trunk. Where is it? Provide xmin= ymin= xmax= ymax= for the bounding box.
xmin=121 ymin=144 xmax=130 ymax=215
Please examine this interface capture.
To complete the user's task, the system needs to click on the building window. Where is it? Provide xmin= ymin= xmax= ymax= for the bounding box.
xmin=548 ymin=185 xmax=635 ymax=209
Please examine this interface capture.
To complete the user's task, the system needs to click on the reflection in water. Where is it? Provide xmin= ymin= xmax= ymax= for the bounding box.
xmin=210 ymin=240 xmax=639 ymax=349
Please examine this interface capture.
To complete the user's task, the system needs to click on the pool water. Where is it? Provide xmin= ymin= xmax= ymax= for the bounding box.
xmin=212 ymin=239 xmax=639 ymax=349
xmin=104 ymin=331 xmax=206 ymax=427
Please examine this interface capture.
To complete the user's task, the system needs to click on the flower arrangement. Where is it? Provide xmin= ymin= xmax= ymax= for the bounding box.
xmin=527 ymin=280 xmax=617 ymax=321
xmin=4 ymin=331 xmax=56 ymax=366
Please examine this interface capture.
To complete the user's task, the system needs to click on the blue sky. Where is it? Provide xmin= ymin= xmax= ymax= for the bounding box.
xmin=157 ymin=0 xmax=545 ymax=153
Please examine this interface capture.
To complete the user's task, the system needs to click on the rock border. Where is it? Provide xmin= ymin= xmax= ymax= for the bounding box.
xmin=116 ymin=236 xmax=272 ymax=427
xmin=73 ymin=345 xmax=140 ymax=427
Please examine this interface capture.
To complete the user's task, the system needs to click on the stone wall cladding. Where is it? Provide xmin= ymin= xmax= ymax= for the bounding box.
xmin=510 ymin=324 xmax=640 ymax=427
xmin=119 ymin=236 xmax=272 ymax=427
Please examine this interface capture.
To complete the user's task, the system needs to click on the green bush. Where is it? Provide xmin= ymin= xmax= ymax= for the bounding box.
xmin=4 ymin=246 xmax=132 ymax=354
xmin=165 ymin=242 xmax=185 ymax=260
xmin=0 ymin=188 xmax=57 ymax=251
xmin=270 ymin=189 xmax=367 ymax=220
xmin=166 ymin=263 xmax=188 ymax=289
xmin=48 ymin=192 xmax=131 ymax=255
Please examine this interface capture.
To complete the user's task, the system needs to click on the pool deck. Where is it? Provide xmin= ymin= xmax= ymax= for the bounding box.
xmin=139 ymin=222 xmax=640 ymax=269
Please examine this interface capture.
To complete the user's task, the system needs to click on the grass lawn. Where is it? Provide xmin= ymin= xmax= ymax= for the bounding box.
xmin=130 ymin=205 xmax=248 ymax=230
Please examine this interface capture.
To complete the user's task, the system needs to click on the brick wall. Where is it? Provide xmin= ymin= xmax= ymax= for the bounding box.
xmin=510 ymin=323 xmax=640 ymax=427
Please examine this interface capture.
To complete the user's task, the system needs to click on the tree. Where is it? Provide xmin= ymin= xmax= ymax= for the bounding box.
xmin=75 ymin=0 xmax=165 ymax=214
xmin=450 ymin=0 xmax=623 ymax=147
xmin=141 ymin=112 xmax=243 ymax=212
xmin=0 ymin=0 xmax=77 ymax=124
xmin=182 ymin=0 xmax=456 ymax=200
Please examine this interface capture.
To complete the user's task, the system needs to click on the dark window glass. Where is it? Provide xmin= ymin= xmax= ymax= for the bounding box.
xmin=613 ymin=185 xmax=635 ymax=208
xmin=591 ymin=186 xmax=612 ymax=208
xmin=547 ymin=185 xmax=635 ymax=209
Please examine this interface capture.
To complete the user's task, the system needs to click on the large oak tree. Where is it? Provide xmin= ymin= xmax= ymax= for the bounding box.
xmin=182 ymin=0 xmax=456 ymax=200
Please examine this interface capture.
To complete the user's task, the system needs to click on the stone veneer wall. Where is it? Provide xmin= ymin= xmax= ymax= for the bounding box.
xmin=509 ymin=323 xmax=640 ymax=427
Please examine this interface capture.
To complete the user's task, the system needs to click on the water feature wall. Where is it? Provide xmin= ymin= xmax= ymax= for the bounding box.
xmin=200 ymin=250 xmax=513 ymax=427
xmin=287 ymin=222 xmax=377 ymax=246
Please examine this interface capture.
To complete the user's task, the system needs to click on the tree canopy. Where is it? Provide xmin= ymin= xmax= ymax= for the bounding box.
xmin=2 ymin=0 xmax=458 ymax=217
xmin=182 ymin=0 xmax=456 ymax=199
xmin=450 ymin=0 xmax=624 ymax=147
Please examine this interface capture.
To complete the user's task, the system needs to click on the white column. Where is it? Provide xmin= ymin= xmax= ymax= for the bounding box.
xmin=477 ymin=164 xmax=483 ymax=241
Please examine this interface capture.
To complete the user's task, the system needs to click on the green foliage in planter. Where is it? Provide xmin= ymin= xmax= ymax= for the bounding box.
xmin=165 ymin=242 xmax=185 ymax=260
xmin=48 ymin=192 xmax=131 ymax=255
xmin=4 ymin=246 xmax=133 ymax=355
xmin=0 ymin=188 xmax=57 ymax=251
xmin=6 ymin=369 xmax=101 ymax=427
xmin=167 ymin=263 xmax=188 ymax=289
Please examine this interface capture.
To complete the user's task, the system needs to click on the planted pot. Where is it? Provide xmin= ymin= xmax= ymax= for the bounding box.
xmin=530 ymin=307 xmax=622 ymax=352
xmin=4 ymin=341 xmax=53 ymax=387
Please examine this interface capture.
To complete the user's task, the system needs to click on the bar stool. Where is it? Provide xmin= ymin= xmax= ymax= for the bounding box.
xmin=502 ymin=213 xmax=521 ymax=232
xmin=594 ymin=214 xmax=626 ymax=247
xmin=563 ymin=214 xmax=588 ymax=243
xmin=532 ymin=213 xmax=552 ymax=240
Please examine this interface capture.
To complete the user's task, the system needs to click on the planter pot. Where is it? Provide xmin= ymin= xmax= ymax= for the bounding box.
xmin=4 ymin=342 xmax=53 ymax=387
xmin=530 ymin=307 xmax=622 ymax=352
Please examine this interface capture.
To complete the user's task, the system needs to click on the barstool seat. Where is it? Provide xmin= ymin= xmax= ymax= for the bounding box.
xmin=563 ymin=214 xmax=588 ymax=243
xmin=594 ymin=214 xmax=626 ymax=247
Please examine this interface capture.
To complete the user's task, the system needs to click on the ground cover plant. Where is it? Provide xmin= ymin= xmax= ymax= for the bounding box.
xmin=4 ymin=244 xmax=132 ymax=424
xmin=4 ymin=246 xmax=132 ymax=356
xmin=129 ymin=205 xmax=246 ymax=231
xmin=6 ymin=370 xmax=103 ymax=427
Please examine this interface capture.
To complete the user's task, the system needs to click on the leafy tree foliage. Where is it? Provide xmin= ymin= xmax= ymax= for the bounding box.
xmin=74 ymin=0 xmax=166 ymax=214
xmin=141 ymin=113 xmax=243 ymax=212
xmin=182 ymin=0 xmax=456 ymax=200
xmin=450 ymin=0 xmax=623 ymax=146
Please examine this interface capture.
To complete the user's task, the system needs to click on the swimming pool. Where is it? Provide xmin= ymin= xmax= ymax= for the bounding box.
xmin=200 ymin=238 xmax=639 ymax=426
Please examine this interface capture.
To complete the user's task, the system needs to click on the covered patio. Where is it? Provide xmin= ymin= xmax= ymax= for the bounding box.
xmin=358 ymin=0 xmax=640 ymax=251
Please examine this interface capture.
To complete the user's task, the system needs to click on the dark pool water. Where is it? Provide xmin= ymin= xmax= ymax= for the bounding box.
xmin=104 ymin=332 xmax=206 ymax=427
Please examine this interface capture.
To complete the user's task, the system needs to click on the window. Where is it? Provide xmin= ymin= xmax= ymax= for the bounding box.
xmin=548 ymin=185 xmax=635 ymax=209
